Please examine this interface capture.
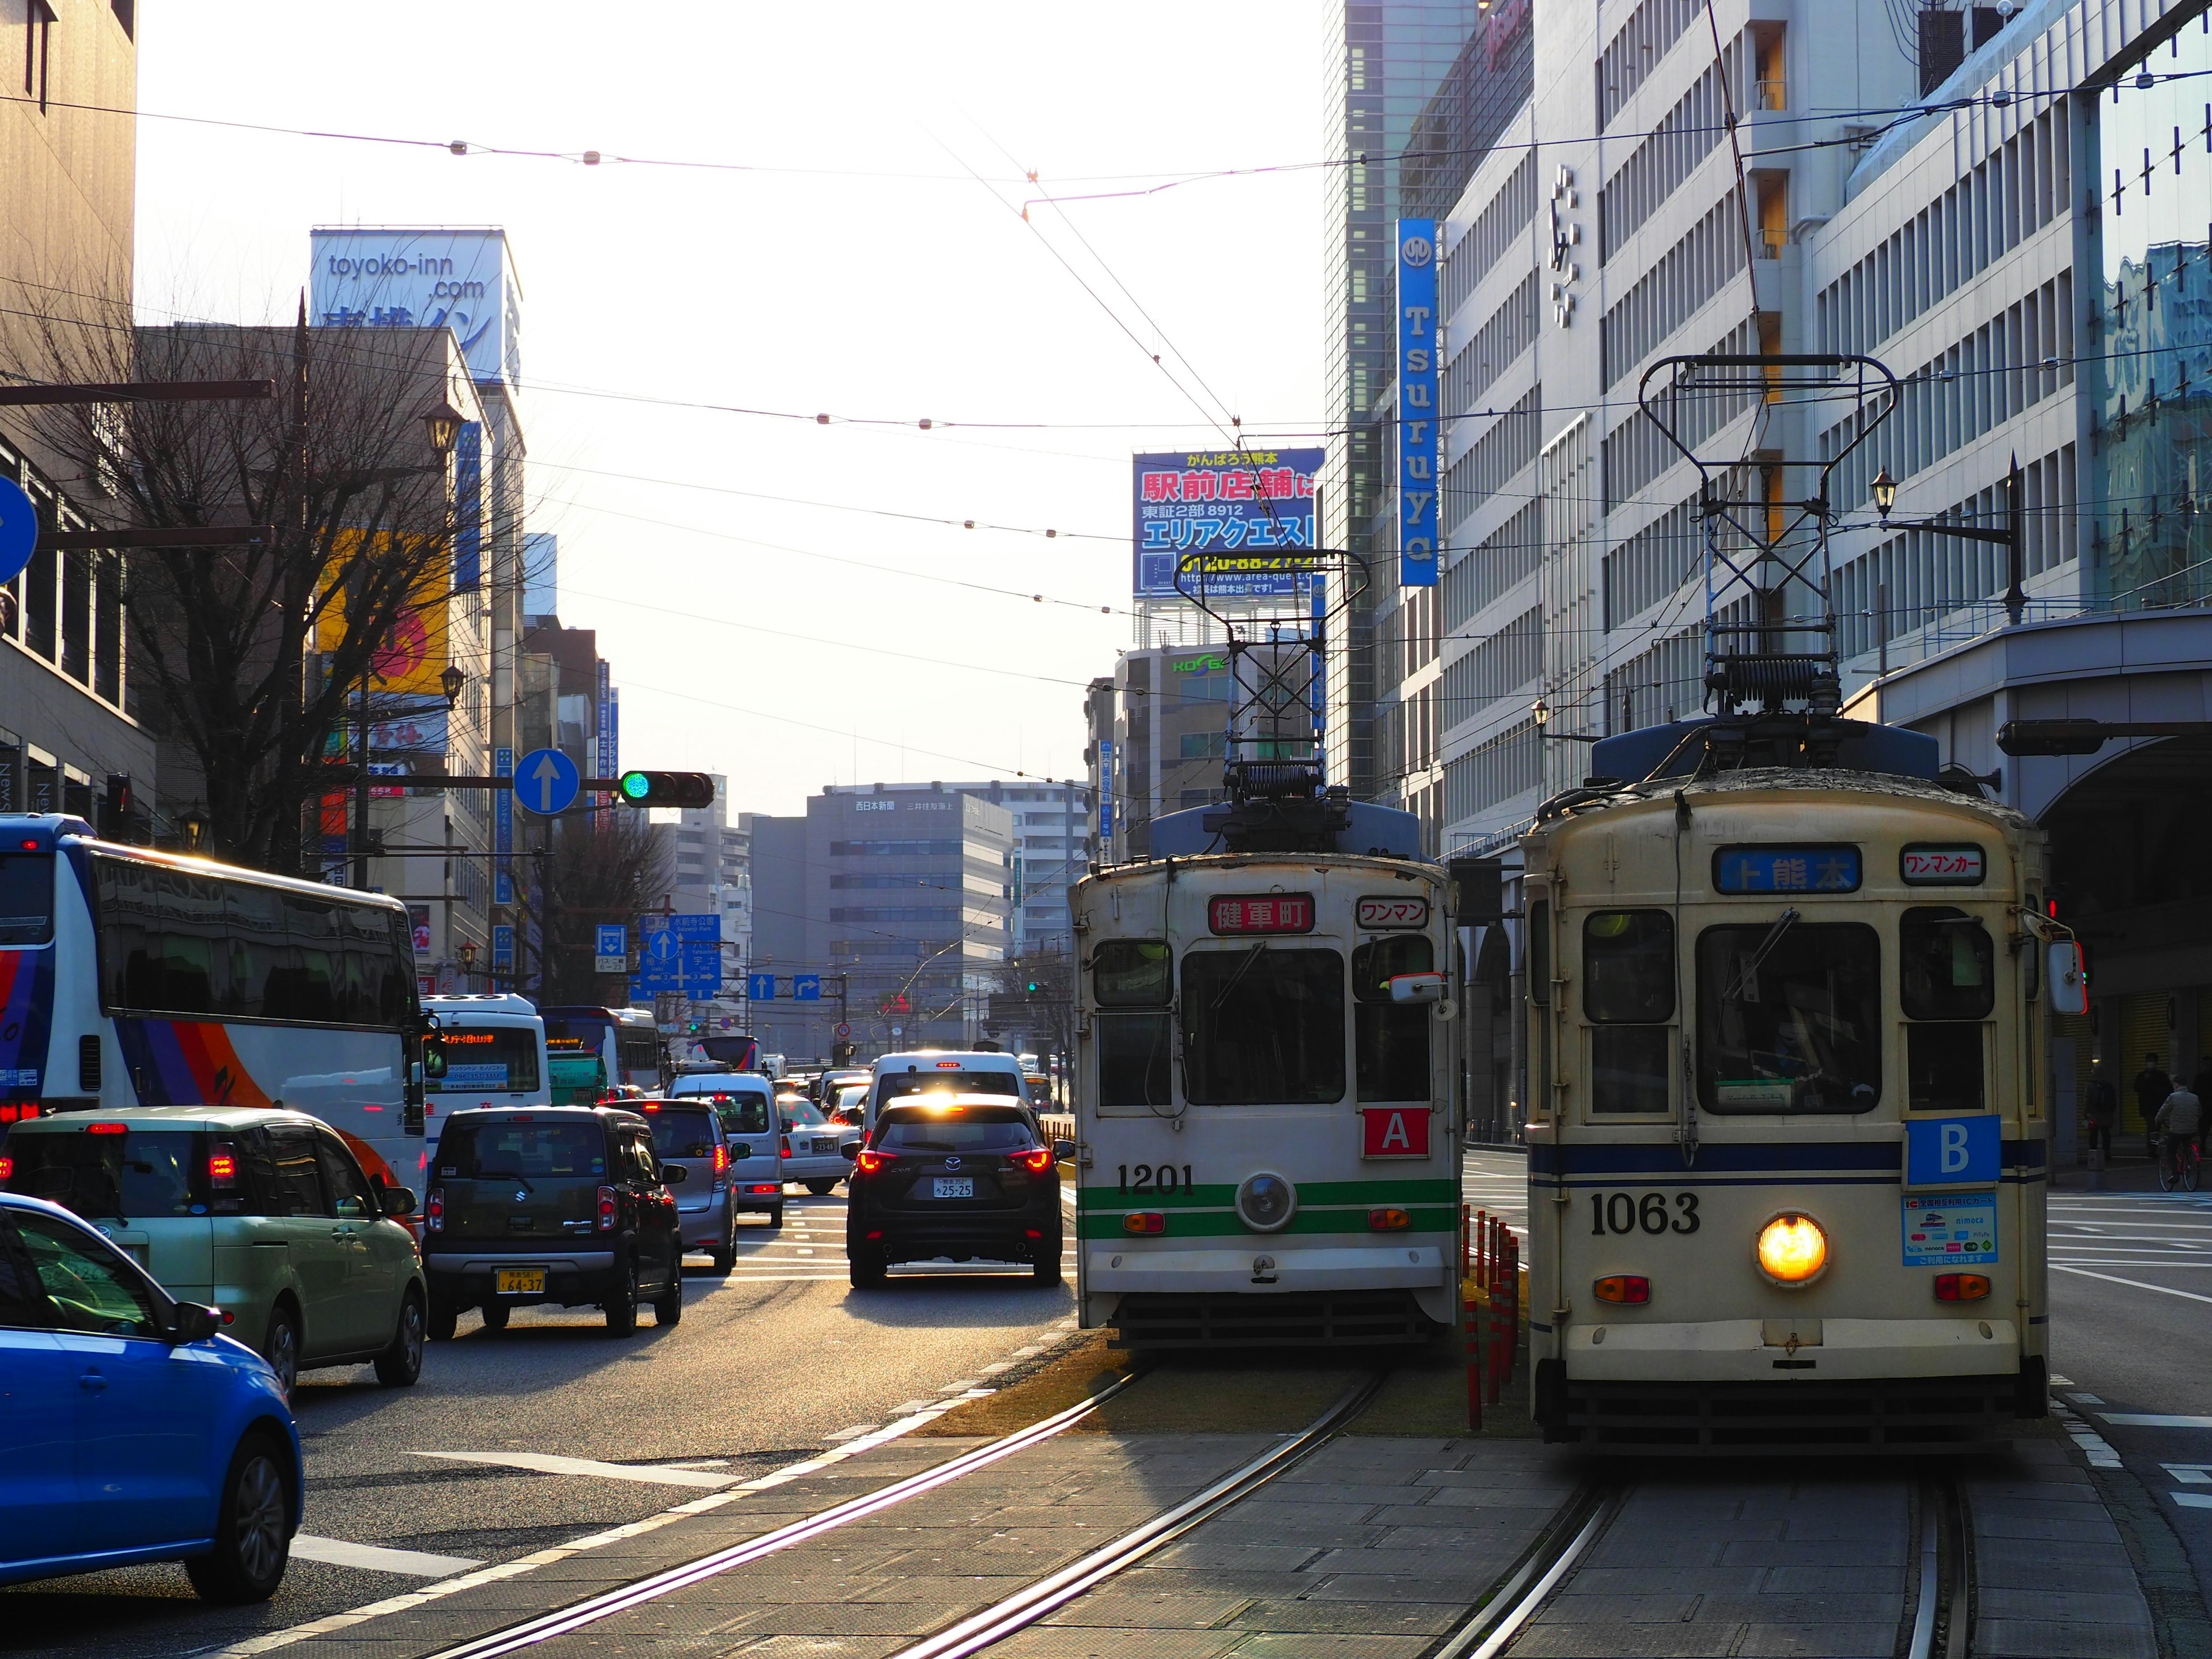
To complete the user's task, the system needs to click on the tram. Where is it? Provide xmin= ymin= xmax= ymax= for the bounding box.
xmin=1520 ymin=716 xmax=2069 ymax=1449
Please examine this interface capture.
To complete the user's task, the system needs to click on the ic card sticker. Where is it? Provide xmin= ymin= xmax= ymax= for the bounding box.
xmin=1902 ymin=1192 xmax=1997 ymax=1267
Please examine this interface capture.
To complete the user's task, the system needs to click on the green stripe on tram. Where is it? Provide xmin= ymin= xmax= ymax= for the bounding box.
xmin=1074 ymin=1201 xmax=1459 ymax=1241
xmin=1074 ymin=1178 xmax=1455 ymax=1212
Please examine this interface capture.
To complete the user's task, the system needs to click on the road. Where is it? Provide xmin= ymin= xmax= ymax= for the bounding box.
xmin=0 ymin=1185 xmax=1084 ymax=1659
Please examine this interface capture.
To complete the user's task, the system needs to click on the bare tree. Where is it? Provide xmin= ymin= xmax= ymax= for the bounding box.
xmin=7 ymin=296 xmax=472 ymax=874
xmin=532 ymin=808 xmax=672 ymax=1005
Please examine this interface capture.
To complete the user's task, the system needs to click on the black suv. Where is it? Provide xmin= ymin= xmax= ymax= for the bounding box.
xmin=422 ymin=1106 xmax=686 ymax=1336
xmin=844 ymin=1096 xmax=1072 ymax=1288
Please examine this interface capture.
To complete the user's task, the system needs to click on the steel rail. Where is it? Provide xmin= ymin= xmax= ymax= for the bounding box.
xmin=418 ymin=1369 xmax=1146 ymax=1659
xmin=883 ymin=1371 xmax=1390 ymax=1659
xmin=1424 ymin=1481 xmax=1623 ymax=1659
xmin=1910 ymin=1476 xmax=1974 ymax=1659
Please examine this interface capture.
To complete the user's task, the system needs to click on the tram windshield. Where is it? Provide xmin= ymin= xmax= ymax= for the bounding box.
xmin=1181 ymin=946 xmax=1344 ymax=1105
xmin=1353 ymin=937 xmax=1430 ymax=1101
xmin=1901 ymin=907 xmax=1992 ymax=1113
xmin=1696 ymin=922 xmax=1881 ymax=1113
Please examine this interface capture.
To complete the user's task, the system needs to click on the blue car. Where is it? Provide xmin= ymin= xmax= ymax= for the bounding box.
xmin=0 ymin=1190 xmax=301 ymax=1601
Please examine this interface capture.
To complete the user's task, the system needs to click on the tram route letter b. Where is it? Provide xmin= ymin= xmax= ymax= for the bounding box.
xmin=1904 ymin=1115 xmax=2001 ymax=1189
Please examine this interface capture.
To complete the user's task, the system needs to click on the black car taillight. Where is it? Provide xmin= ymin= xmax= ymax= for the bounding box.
xmin=597 ymin=1184 xmax=618 ymax=1230
xmin=1014 ymin=1147 xmax=1055 ymax=1175
xmin=425 ymin=1187 xmax=444 ymax=1233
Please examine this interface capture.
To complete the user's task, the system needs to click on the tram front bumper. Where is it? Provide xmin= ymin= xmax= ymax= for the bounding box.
xmin=1085 ymin=1240 xmax=1449 ymax=1293
xmin=1562 ymin=1316 xmax=2020 ymax=1381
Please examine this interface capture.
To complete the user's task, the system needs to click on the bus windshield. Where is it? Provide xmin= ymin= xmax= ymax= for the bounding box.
xmin=541 ymin=1008 xmax=615 ymax=1055
xmin=427 ymin=1025 xmax=541 ymax=1093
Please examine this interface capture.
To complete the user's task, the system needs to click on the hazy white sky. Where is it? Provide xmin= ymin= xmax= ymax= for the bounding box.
xmin=134 ymin=2 xmax=1325 ymax=817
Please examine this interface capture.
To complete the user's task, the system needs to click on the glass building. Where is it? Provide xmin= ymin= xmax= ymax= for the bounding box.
xmin=1321 ymin=0 xmax=1532 ymax=797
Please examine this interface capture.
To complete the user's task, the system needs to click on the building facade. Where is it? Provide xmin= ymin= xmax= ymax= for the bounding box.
xmin=1083 ymin=646 xmax=1236 ymax=862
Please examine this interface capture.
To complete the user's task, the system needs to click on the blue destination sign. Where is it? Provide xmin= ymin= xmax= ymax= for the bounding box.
xmin=1713 ymin=844 xmax=1861 ymax=894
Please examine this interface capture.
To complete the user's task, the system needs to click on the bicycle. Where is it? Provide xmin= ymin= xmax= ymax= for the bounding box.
xmin=2156 ymin=1132 xmax=2202 ymax=1192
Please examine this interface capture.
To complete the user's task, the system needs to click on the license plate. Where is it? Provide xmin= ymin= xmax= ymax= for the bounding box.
xmin=932 ymin=1177 xmax=974 ymax=1199
xmin=813 ymin=1139 xmax=835 ymax=1153
xmin=495 ymin=1267 xmax=547 ymax=1295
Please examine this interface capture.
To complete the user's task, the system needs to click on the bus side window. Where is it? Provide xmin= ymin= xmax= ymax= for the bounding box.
xmin=1584 ymin=910 xmax=1673 ymax=1115
xmin=1902 ymin=907 xmax=1993 ymax=1113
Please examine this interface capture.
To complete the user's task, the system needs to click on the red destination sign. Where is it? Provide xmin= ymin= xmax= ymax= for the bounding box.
xmin=1207 ymin=894 xmax=1315 ymax=935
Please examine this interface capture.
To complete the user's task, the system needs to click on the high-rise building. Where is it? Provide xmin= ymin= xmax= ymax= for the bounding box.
xmin=1321 ymin=1 xmax=1529 ymax=799
xmin=1084 ymin=647 xmax=1235 ymax=862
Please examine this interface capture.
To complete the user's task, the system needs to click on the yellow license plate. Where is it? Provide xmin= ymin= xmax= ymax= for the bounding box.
xmin=495 ymin=1267 xmax=546 ymax=1295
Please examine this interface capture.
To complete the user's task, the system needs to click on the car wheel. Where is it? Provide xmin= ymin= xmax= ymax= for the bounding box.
xmin=711 ymin=1217 xmax=736 ymax=1277
xmin=185 ymin=1429 xmax=293 ymax=1604
xmin=604 ymin=1255 xmax=639 ymax=1337
xmin=805 ymin=1179 xmax=838 ymax=1195
xmin=849 ymin=1248 xmax=887 ymax=1289
xmin=766 ymin=1204 xmax=785 ymax=1229
xmin=1032 ymin=1243 xmax=1063 ymax=1285
xmin=427 ymin=1296 xmax=459 ymax=1342
xmin=653 ymin=1270 xmax=684 ymax=1326
xmin=374 ymin=1290 xmax=425 ymax=1387
xmin=260 ymin=1302 xmax=301 ymax=1397
xmin=480 ymin=1300 xmax=510 ymax=1332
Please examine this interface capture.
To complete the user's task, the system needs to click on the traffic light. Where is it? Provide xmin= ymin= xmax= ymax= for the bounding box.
xmin=615 ymin=770 xmax=716 ymax=809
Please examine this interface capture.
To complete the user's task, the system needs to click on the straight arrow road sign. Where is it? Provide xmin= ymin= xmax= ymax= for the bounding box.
xmin=514 ymin=747 xmax=580 ymax=816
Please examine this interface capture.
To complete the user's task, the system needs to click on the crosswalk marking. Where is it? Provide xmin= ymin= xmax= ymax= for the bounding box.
xmin=289 ymin=1535 xmax=483 ymax=1577
xmin=412 ymin=1451 xmax=738 ymax=1488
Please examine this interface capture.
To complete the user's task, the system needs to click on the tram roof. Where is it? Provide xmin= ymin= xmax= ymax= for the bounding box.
xmin=1539 ymin=764 xmax=2029 ymax=834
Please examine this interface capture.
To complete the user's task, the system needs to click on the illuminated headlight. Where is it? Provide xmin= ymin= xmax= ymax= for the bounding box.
xmin=1755 ymin=1212 xmax=1829 ymax=1286
xmin=1236 ymin=1172 xmax=1297 ymax=1233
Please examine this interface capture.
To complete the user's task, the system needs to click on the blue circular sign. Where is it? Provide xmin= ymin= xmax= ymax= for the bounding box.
xmin=514 ymin=747 xmax=581 ymax=816
xmin=0 ymin=478 xmax=36 ymax=587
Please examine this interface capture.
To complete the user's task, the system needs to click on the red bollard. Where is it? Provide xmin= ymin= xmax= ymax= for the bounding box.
xmin=1466 ymin=1286 xmax=1483 ymax=1432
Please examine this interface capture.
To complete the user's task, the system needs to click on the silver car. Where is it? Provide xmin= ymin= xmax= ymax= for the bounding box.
xmin=777 ymin=1097 xmax=849 ymax=1195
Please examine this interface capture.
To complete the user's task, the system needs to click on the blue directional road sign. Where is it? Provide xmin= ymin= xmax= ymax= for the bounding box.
xmin=748 ymin=973 xmax=777 ymax=1001
xmin=514 ymin=747 xmax=580 ymax=816
xmin=597 ymin=925 xmax=627 ymax=957
xmin=635 ymin=924 xmax=683 ymax=993
xmin=794 ymin=974 xmax=821 ymax=1002
xmin=0 ymin=478 xmax=35 ymax=587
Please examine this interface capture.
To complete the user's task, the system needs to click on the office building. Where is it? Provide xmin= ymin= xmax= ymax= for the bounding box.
xmin=1084 ymin=647 xmax=1237 ymax=862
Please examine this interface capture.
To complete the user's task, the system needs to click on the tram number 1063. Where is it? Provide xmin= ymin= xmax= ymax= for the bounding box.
xmin=1589 ymin=1191 xmax=1701 ymax=1234
xmin=1117 ymin=1164 xmax=1196 ymax=1194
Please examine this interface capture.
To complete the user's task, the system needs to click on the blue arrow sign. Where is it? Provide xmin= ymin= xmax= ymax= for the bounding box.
xmin=794 ymin=974 xmax=821 ymax=1002
xmin=0 ymin=478 xmax=34 ymax=588
xmin=747 ymin=973 xmax=777 ymax=1001
xmin=514 ymin=747 xmax=580 ymax=816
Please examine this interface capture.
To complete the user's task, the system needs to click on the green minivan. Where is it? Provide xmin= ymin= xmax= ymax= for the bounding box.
xmin=0 ymin=1106 xmax=427 ymax=1393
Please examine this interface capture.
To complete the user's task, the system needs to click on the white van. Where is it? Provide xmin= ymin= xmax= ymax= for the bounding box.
xmin=863 ymin=1050 xmax=1031 ymax=1134
xmin=667 ymin=1071 xmax=786 ymax=1226
xmin=421 ymin=994 xmax=550 ymax=1137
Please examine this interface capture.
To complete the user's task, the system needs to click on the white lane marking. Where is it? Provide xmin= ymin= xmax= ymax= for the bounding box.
xmin=2102 ymin=1414 xmax=2212 ymax=1429
xmin=939 ymin=1378 xmax=980 ymax=1392
xmin=822 ymin=1425 xmax=879 ymax=1442
xmin=2055 ymin=1266 xmax=2212 ymax=1305
xmin=892 ymin=1399 xmax=935 ymax=1415
xmin=412 ymin=1452 xmax=738 ymax=1488
xmin=657 ymin=1460 xmax=730 ymax=1471
xmin=289 ymin=1535 xmax=482 ymax=1577
xmin=981 ymin=1361 xmax=1014 ymax=1374
xmin=2175 ymin=1494 xmax=2212 ymax=1509
xmin=2162 ymin=1464 xmax=2212 ymax=1484
xmin=2052 ymin=1404 xmax=2126 ymax=1468
xmin=2068 ymin=1393 xmax=2107 ymax=1406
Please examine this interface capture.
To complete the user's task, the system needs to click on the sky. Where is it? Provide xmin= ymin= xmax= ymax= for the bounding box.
xmin=132 ymin=1 xmax=1328 ymax=817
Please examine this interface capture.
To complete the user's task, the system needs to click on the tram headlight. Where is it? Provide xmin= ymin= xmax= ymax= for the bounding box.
xmin=1236 ymin=1172 xmax=1297 ymax=1233
xmin=1755 ymin=1212 xmax=1830 ymax=1286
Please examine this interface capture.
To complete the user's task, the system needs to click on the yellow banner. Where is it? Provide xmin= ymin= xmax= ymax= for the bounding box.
xmin=314 ymin=532 xmax=450 ymax=696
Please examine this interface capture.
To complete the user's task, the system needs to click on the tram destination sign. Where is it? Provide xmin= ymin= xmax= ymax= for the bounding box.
xmin=1900 ymin=844 xmax=1986 ymax=885
xmin=1208 ymin=894 xmax=1314 ymax=935
xmin=1713 ymin=844 xmax=1862 ymax=894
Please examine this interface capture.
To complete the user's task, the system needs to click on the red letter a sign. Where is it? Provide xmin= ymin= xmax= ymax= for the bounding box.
xmin=1361 ymin=1107 xmax=1430 ymax=1158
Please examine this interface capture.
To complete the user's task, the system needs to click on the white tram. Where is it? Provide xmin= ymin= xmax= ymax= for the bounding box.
xmin=1520 ymin=722 xmax=2066 ymax=1449
xmin=1070 ymin=848 xmax=1460 ymax=1347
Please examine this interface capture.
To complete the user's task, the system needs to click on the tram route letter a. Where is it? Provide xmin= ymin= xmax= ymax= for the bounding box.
xmin=1361 ymin=1107 xmax=1431 ymax=1158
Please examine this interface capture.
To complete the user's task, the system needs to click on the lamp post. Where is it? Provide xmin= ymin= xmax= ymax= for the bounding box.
xmin=457 ymin=938 xmax=477 ymax=990
xmin=1870 ymin=456 xmax=2025 ymax=627
xmin=179 ymin=804 xmax=210 ymax=855
xmin=1531 ymin=695 xmax=1601 ymax=743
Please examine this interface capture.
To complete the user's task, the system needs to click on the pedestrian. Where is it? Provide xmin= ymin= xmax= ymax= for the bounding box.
xmin=2085 ymin=1071 xmax=2118 ymax=1162
xmin=2136 ymin=1052 xmax=2173 ymax=1161
xmin=2155 ymin=1080 xmax=2205 ymax=1184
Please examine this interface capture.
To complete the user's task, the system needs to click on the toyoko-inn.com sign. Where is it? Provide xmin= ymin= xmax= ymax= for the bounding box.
xmin=309 ymin=228 xmax=522 ymax=389
xmin=1132 ymin=449 xmax=1323 ymax=600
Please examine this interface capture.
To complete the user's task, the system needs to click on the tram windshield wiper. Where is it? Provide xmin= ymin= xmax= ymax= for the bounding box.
xmin=1722 ymin=907 xmax=1800 ymax=1003
xmin=1210 ymin=940 xmax=1271 ymax=1011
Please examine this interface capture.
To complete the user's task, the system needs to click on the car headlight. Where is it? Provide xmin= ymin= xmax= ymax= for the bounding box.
xmin=1236 ymin=1172 xmax=1297 ymax=1233
xmin=1756 ymin=1212 xmax=1829 ymax=1286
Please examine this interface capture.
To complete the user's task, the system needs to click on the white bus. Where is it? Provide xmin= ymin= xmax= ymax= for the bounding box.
xmin=0 ymin=812 xmax=428 ymax=1188
xmin=419 ymin=994 xmax=550 ymax=1131
xmin=539 ymin=1003 xmax=664 ymax=1101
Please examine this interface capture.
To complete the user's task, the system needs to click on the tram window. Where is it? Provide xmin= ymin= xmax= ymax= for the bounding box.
xmin=1593 ymin=1027 xmax=1670 ymax=1113
xmin=1900 ymin=908 xmax=1994 ymax=1021
xmin=1583 ymin=911 xmax=1674 ymax=1022
xmin=1696 ymin=922 xmax=1881 ymax=1113
xmin=1097 ymin=1013 xmax=1173 ymax=1109
xmin=1181 ymin=946 xmax=1345 ymax=1105
xmin=1908 ymin=1024 xmax=1985 ymax=1113
xmin=1093 ymin=940 xmax=1171 ymax=1007
xmin=1354 ymin=938 xmax=1431 ymax=1102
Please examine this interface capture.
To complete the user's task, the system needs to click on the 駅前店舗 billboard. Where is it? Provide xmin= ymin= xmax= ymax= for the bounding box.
xmin=1132 ymin=449 xmax=1323 ymax=600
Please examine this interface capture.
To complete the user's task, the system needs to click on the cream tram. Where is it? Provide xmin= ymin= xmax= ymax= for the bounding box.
xmin=1070 ymin=821 xmax=1460 ymax=1348
xmin=1520 ymin=719 xmax=2067 ymax=1449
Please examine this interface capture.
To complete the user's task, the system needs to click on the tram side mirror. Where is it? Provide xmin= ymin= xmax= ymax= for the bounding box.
xmin=1389 ymin=972 xmax=1448 ymax=1005
xmin=2048 ymin=941 xmax=2089 ymax=1016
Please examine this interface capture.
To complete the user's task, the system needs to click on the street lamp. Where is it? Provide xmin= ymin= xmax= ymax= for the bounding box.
xmin=1865 ymin=458 xmax=2024 ymax=623
xmin=179 ymin=804 xmax=210 ymax=854
xmin=1531 ymin=696 xmax=1550 ymax=729
xmin=457 ymin=939 xmax=478 ymax=982
xmin=422 ymin=401 xmax=465 ymax=458
xmin=1871 ymin=469 xmax=1899 ymax=521
xmin=440 ymin=665 xmax=466 ymax=709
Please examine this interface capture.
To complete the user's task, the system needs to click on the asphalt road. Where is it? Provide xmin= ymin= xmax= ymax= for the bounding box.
xmin=0 ymin=1184 xmax=1084 ymax=1659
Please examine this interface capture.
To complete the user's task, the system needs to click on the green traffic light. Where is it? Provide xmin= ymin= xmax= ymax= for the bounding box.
xmin=618 ymin=770 xmax=651 ymax=801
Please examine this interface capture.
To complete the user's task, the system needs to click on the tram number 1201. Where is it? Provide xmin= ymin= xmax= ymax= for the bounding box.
xmin=1118 ymin=1164 xmax=1196 ymax=1194
xmin=1589 ymin=1191 xmax=1700 ymax=1234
